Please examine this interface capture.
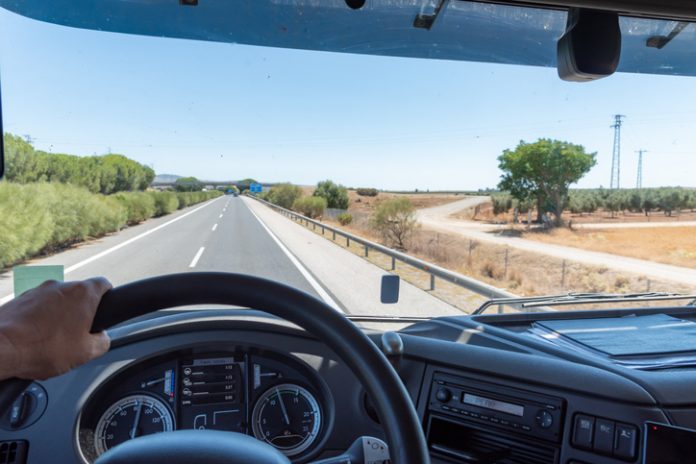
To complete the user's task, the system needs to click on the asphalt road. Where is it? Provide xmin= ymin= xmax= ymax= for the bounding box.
xmin=0 ymin=196 xmax=461 ymax=317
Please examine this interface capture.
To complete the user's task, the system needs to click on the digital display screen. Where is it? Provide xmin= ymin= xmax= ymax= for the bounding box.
xmin=644 ymin=422 xmax=696 ymax=464
xmin=462 ymin=393 xmax=524 ymax=417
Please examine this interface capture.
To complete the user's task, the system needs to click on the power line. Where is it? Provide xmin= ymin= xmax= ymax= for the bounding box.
xmin=636 ymin=149 xmax=647 ymax=189
xmin=610 ymin=114 xmax=625 ymax=189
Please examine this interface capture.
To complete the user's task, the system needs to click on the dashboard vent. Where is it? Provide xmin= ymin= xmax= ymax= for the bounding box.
xmin=0 ymin=441 xmax=28 ymax=464
xmin=427 ymin=415 xmax=558 ymax=464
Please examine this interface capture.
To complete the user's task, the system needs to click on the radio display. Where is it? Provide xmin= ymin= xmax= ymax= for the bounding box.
xmin=462 ymin=393 xmax=524 ymax=417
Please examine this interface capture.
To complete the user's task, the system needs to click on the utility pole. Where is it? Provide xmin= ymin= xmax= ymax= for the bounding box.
xmin=635 ymin=149 xmax=647 ymax=189
xmin=610 ymin=114 xmax=625 ymax=189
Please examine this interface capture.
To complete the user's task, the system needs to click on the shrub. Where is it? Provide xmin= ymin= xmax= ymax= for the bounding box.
xmin=313 ymin=180 xmax=349 ymax=209
xmin=337 ymin=212 xmax=353 ymax=226
xmin=293 ymin=196 xmax=327 ymax=219
xmin=113 ymin=192 xmax=156 ymax=224
xmin=267 ymin=183 xmax=303 ymax=209
xmin=0 ymin=182 xmax=128 ymax=268
xmin=356 ymin=188 xmax=378 ymax=197
xmin=369 ymin=198 xmax=419 ymax=250
xmin=148 ymin=191 xmax=179 ymax=216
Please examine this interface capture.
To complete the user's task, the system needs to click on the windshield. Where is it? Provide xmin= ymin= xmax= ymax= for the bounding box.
xmin=0 ymin=3 xmax=694 ymax=317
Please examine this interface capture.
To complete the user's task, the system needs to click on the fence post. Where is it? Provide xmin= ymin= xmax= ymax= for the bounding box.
xmin=430 ymin=274 xmax=436 ymax=291
xmin=391 ymin=257 xmax=396 ymax=270
xmin=504 ymin=247 xmax=509 ymax=278
xmin=322 ymin=226 xmax=325 ymax=235
xmin=468 ymin=239 xmax=474 ymax=261
xmin=332 ymin=230 xmax=336 ymax=240
xmin=346 ymin=236 xmax=350 ymax=247
xmin=561 ymin=260 xmax=567 ymax=289
xmin=647 ymin=279 xmax=652 ymax=292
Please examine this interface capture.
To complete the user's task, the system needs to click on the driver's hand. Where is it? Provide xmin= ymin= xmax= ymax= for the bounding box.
xmin=0 ymin=278 xmax=112 ymax=381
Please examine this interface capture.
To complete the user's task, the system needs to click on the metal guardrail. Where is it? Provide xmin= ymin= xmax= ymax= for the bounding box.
xmin=248 ymin=195 xmax=518 ymax=303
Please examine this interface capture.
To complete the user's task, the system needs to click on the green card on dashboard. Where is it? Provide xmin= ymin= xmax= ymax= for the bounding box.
xmin=13 ymin=265 xmax=65 ymax=297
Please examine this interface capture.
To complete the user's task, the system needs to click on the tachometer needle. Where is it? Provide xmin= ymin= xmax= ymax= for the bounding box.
xmin=276 ymin=388 xmax=290 ymax=426
xmin=130 ymin=400 xmax=143 ymax=439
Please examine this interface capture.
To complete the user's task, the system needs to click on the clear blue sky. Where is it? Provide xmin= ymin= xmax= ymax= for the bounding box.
xmin=1 ymin=7 xmax=695 ymax=191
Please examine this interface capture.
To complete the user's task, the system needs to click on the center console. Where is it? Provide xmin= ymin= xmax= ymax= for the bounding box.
xmin=425 ymin=372 xmax=565 ymax=464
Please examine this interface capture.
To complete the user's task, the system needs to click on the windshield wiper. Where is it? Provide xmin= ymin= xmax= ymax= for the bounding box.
xmin=474 ymin=292 xmax=696 ymax=315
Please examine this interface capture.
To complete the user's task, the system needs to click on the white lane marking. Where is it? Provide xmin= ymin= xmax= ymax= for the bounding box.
xmin=189 ymin=247 xmax=205 ymax=268
xmin=212 ymin=223 xmax=218 ymax=232
xmin=219 ymin=214 xmax=223 ymax=218
xmin=0 ymin=197 xmax=223 ymax=304
xmin=245 ymin=203 xmax=343 ymax=313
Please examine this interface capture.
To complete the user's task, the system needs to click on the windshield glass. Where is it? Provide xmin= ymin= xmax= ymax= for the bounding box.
xmin=0 ymin=3 xmax=694 ymax=316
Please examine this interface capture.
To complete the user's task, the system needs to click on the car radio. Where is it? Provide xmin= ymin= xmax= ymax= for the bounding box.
xmin=428 ymin=372 xmax=565 ymax=443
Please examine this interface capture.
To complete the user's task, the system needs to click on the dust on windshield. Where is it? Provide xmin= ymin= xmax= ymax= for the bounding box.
xmin=0 ymin=5 xmax=694 ymax=317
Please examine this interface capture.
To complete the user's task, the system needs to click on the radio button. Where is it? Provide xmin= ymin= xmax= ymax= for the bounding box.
xmin=522 ymin=425 xmax=531 ymax=431
xmin=490 ymin=417 xmax=500 ymax=424
xmin=500 ymin=419 xmax=509 ymax=426
xmin=572 ymin=415 xmax=595 ymax=450
xmin=469 ymin=412 xmax=479 ymax=419
xmin=435 ymin=388 xmax=452 ymax=403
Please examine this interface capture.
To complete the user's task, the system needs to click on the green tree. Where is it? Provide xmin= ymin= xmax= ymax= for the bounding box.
xmin=313 ymin=180 xmax=349 ymax=209
xmin=175 ymin=176 xmax=203 ymax=192
xmin=498 ymin=139 xmax=596 ymax=226
xmin=369 ymin=198 xmax=419 ymax=250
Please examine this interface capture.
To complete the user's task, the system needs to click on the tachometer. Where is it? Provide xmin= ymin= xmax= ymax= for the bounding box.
xmin=94 ymin=394 xmax=174 ymax=455
xmin=251 ymin=383 xmax=321 ymax=457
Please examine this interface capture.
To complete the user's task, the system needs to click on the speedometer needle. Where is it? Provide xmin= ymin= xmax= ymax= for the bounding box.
xmin=130 ymin=400 xmax=143 ymax=439
xmin=275 ymin=388 xmax=290 ymax=426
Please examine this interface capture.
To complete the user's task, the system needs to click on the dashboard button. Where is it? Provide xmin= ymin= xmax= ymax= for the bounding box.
xmin=614 ymin=423 xmax=638 ymax=460
xmin=594 ymin=419 xmax=615 ymax=454
xmin=469 ymin=412 xmax=479 ymax=419
xmin=536 ymin=409 xmax=554 ymax=429
xmin=522 ymin=425 xmax=531 ymax=431
xmin=572 ymin=415 xmax=595 ymax=450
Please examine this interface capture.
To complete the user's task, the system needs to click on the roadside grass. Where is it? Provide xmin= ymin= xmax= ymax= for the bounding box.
xmin=522 ymin=227 xmax=696 ymax=270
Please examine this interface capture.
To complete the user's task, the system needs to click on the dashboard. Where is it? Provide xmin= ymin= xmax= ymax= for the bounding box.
xmin=3 ymin=307 xmax=696 ymax=464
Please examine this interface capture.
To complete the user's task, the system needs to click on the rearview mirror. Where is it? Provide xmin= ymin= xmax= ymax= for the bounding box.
xmin=557 ymin=8 xmax=621 ymax=82
xmin=380 ymin=275 xmax=400 ymax=304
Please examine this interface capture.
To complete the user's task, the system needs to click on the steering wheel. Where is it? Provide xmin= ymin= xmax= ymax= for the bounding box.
xmin=0 ymin=273 xmax=429 ymax=464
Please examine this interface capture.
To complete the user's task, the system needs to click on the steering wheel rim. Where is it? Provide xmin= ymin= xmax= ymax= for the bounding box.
xmin=0 ymin=272 xmax=429 ymax=464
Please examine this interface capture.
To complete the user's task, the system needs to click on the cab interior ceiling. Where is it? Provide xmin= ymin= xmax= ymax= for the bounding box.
xmin=1 ymin=0 xmax=696 ymax=81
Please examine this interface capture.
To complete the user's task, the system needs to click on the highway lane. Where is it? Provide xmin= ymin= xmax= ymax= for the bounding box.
xmin=0 ymin=194 xmax=461 ymax=317
xmin=0 ymin=196 xmax=322 ymax=304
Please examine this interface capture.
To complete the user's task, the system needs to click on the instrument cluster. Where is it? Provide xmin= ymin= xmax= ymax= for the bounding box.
xmin=77 ymin=346 xmax=330 ymax=463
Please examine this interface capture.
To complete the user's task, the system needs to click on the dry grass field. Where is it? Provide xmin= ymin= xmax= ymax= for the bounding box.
xmin=523 ymin=227 xmax=696 ymax=270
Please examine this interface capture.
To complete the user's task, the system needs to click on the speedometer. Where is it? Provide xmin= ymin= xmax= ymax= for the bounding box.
xmin=94 ymin=394 xmax=174 ymax=455
xmin=251 ymin=383 xmax=322 ymax=457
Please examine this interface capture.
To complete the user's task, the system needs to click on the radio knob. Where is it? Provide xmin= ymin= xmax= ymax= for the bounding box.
xmin=536 ymin=410 xmax=553 ymax=429
xmin=435 ymin=388 xmax=452 ymax=403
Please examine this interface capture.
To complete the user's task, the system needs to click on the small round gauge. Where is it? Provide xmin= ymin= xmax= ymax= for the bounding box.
xmin=94 ymin=394 xmax=174 ymax=456
xmin=251 ymin=383 xmax=322 ymax=457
